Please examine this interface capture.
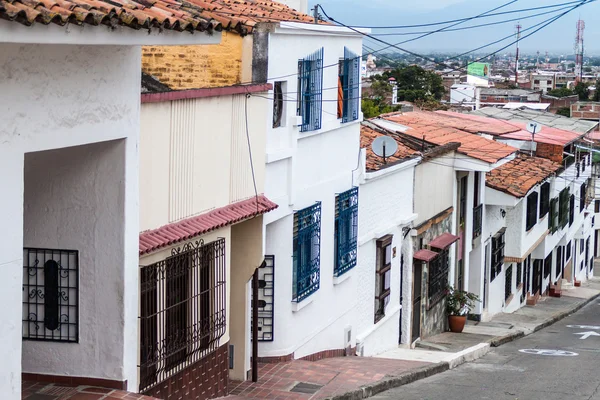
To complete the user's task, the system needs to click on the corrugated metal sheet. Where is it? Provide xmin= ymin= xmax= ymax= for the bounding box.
xmin=169 ymin=99 xmax=195 ymax=222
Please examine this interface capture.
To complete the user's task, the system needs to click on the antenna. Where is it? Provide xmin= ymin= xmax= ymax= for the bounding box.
xmin=372 ymin=136 xmax=398 ymax=165
xmin=574 ymin=19 xmax=585 ymax=82
xmin=515 ymin=23 xmax=521 ymax=87
xmin=526 ymin=121 xmax=541 ymax=157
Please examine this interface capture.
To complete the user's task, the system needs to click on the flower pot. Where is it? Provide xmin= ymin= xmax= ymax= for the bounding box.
xmin=448 ymin=315 xmax=467 ymax=333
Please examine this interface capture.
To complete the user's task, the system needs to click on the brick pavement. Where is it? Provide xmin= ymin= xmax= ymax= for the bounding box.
xmin=22 ymin=380 xmax=159 ymax=400
xmin=227 ymin=356 xmax=430 ymax=400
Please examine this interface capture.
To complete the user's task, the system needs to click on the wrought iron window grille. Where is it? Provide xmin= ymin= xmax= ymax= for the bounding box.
xmin=490 ymin=229 xmax=505 ymax=281
xmin=297 ymin=48 xmax=324 ymax=132
xmin=525 ymin=192 xmax=538 ymax=231
xmin=375 ymin=235 xmax=393 ymax=323
xmin=334 ymin=187 xmax=358 ymax=277
xmin=428 ymin=248 xmax=450 ymax=306
xmin=559 ymin=188 xmax=570 ymax=229
xmin=340 ymin=47 xmax=360 ymax=123
xmin=22 ymin=248 xmax=79 ymax=342
xmin=472 ymin=204 xmax=483 ymax=239
xmin=516 ymin=262 xmax=522 ymax=287
xmin=504 ymin=265 xmax=513 ymax=302
xmin=293 ymin=203 xmax=321 ymax=302
xmin=543 ymin=253 xmax=552 ymax=279
xmin=254 ymin=255 xmax=275 ymax=341
xmin=138 ymin=238 xmax=226 ymax=393
xmin=540 ymin=182 xmax=550 ymax=218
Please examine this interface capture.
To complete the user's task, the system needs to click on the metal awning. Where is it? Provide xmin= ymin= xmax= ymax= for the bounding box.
xmin=413 ymin=249 xmax=439 ymax=262
xmin=429 ymin=232 xmax=460 ymax=250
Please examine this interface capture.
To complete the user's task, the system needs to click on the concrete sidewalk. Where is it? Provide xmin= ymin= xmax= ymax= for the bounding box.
xmin=222 ymin=277 xmax=600 ymax=400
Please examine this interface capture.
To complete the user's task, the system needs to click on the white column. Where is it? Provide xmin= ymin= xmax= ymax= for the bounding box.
xmin=0 ymin=150 xmax=24 ymax=399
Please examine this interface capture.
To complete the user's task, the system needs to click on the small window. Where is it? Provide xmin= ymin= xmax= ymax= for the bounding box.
xmin=297 ymin=48 xmax=324 ymax=132
xmin=566 ymin=241 xmax=572 ymax=261
xmin=543 ymin=253 xmax=552 ymax=279
xmin=595 ymin=199 xmax=600 ymax=213
xmin=547 ymin=80 xmax=552 ymax=85
xmin=540 ymin=182 xmax=550 ymax=218
xmin=559 ymin=188 xmax=570 ymax=229
xmin=491 ymin=230 xmax=505 ymax=281
xmin=556 ymin=246 xmax=563 ymax=280
xmin=273 ymin=81 xmax=285 ymax=128
xmin=516 ymin=262 xmax=522 ymax=287
xmin=526 ymin=192 xmax=538 ymax=231
xmin=504 ymin=265 xmax=512 ymax=301
xmin=569 ymin=194 xmax=575 ymax=227
xmin=334 ymin=187 xmax=359 ymax=277
xmin=534 ymin=80 xmax=540 ymax=84
xmin=549 ymin=197 xmax=559 ymax=233
xmin=580 ymin=183 xmax=586 ymax=212
xmin=375 ymin=235 xmax=393 ymax=323
xmin=338 ymin=47 xmax=360 ymax=123
xmin=293 ymin=203 xmax=322 ymax=302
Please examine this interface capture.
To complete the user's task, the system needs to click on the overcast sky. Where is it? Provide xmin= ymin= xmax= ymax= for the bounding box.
xmin=309 ymin=0 xmax=600 ymax=55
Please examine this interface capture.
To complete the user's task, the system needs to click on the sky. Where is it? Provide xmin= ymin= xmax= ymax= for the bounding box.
xmin=308 ymin=0 xmax=600 ymax=55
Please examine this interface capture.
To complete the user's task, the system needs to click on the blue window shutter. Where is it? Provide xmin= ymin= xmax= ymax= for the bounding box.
xmin=297 ymin=48 xmax=324 ymax=132
xmin=342 ymin=47 xmax=360 ymax=123
xmin=334 ymin=187 xmax=359 ymax=276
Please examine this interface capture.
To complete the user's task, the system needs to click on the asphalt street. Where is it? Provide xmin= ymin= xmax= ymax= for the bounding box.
xmin=371 ymin=299 xmax=600 ymax=400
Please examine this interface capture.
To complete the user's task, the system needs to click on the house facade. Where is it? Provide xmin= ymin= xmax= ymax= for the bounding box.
xmin=259 ymin=22 xmax=366 ymax=361
xmin=0 ymin=1 xmax=221 ymax=398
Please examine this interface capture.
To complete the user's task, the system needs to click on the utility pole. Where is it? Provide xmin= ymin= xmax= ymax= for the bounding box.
xmin=313 ymin=4 xmax=319 ymax=24
xmin=515 ymin=24 xmax=521 ymax=87
xmin=574 ymin=19 xmax=585 ymax=82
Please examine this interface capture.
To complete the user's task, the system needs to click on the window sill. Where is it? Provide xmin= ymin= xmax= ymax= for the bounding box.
xmin=296 ymin=118 xmax=361 ymax=141
xmin=333 ymin=272 xmax=352 ymax=285
xmin=292 ymin=295 xmax=315 ymax=312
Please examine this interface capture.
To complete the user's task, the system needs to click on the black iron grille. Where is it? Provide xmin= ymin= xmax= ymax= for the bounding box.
xmin=22 ymin=248 xmax=79 ymax=342
xmin=138 ymin=238 xmax=226 ymax=393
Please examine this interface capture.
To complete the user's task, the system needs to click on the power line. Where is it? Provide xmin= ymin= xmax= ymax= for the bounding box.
xmin=330 ymin=0 xmax=593 ymax=29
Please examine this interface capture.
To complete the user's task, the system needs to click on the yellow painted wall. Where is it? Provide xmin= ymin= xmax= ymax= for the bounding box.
xmin=142 ymin=31 xmax=244 ymax=90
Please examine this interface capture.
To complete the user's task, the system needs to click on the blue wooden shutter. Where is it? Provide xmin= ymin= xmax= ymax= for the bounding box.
xmin=297 ymin=48 xmax=324 ymax=132
xmin=342 ymin=47 xmax=360 ymax=123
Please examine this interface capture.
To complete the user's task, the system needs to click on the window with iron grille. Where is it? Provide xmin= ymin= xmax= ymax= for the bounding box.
xmin=297 ymin=48 xmax=324 ymax=132
xmin=549 ymin=197 xmax=559 ymax=233
xmin=335 ymin=187 xmax=358 ymax=277
xmin=569 ymin=194 xmax=575 ymax=226
xmin=22 ymin=248 xmax=79 ymax=342
xmin=540 ymin=182 xmax=550 ymax=218
xmin=504 ymin=265 xmax=512 ymax=301
xmin=556 ymin=246 xmax=563 ymax=280
xmin=491 ymin=229 xmax=505 ymax=281
xmin=375 ymin=236 xmax=393 ymax=323
xmin=526 ymin=192 xmax=538 ymax=231
xmin=273 ymin=81 xmax=285 ymax=128
xmin=595 ymin=200 xmax=600 ymax=213
xmin=516 ymin=262 xmax=522 ymax=287
xmin=580 ymin=183 xmax=586 ymax=212
xmin=428 ymin=248 xmax=450 ymax=306
xmin=566 ymin=241 xmax=572 ymax=261
xmin=293 ymin=203 xmax=321 ymax=302
xmin=473 ymin=204 xmax=483 ymax=239
xmin=338 ymin=47 xmax=360 ymax=123
xmin=543 ymin=253 xmax=552 ymax=279
xmin=138 ymin=238 xmax=226 ymax=393
xmin=585 ymin=237 xmax=590 ymax=269
xmin=559 ymin=188 xmax=570 ymax=229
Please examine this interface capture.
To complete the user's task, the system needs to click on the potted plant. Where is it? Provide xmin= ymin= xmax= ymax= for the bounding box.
xmin=445 ymin=285 xmax=480 ymax=333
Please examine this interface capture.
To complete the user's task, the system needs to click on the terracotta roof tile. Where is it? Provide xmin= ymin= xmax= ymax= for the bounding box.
xmin=139 ymin=194 xmax=278 ymax=255
xmin=381 ymin=111 xmax=517 ymax=164
xmin=486 ymin=154 xmax=562 ymax=198
xmin=429 ymin=232 xmax=460 ymax=249
xmin=360 ymin=123 xmax=420 ymax=171
xmin=414 ymin=249 xmax=439 ymax=262
xmin=0 ymin=0 xmax=317 ymax=34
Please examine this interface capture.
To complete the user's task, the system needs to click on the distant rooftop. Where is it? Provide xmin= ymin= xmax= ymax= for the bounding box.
xmin=470 ymin=107 xmax=598 ymax=134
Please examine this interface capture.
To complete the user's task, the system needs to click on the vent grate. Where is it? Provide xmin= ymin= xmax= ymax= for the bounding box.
xmin=290 ymin=382 xmax=323 ymax=394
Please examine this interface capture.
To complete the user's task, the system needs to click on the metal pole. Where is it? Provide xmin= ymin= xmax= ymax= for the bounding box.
xmin=252 ymin=268 xmax=259 ymax=382
xmin=313 ymin=4 xmax=319 ymax=24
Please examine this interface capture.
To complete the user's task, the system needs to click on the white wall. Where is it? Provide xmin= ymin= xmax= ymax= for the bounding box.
xmin=260 ymin=28 xmax=364 ymax=358
xmin=140 ymin=94 xmax=268 ymax=232
xmin=414 ymin=156 xmax=455 ymax=227
xmin=0 ymin=43 xmax=140 ymax=396
xmin=355 ymin=162 xmax=417 ymax=355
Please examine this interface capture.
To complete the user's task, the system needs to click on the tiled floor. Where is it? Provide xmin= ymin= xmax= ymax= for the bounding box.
xmin=22 ymin=380 xmax=159 ymax=400
xmin=228 ymin=356 xmax=430 ymax=400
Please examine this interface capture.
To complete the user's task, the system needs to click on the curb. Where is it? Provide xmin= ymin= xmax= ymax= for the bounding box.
xmin=325 ymin=291 xmax=600 ymax=400
xmin=325 ymin=363 xmax=449 ymax=400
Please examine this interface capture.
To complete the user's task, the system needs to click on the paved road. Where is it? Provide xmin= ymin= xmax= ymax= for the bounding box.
xmin=372 ymin=300 xmax=600 ymax=400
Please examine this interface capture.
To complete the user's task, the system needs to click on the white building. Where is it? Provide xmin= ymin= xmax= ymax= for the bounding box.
xmin=0 ymin=4 xmax=220 ymax=399
xmin=259 ymin=22 xmax=367 ymax=361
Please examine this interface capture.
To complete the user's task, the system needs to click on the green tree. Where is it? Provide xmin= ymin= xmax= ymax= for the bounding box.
xmin=556 ymin=107 xmax=571 ymax=117
xmin=378 ymin=65 xmax=445 ymax=101
xmin=593 ymin=80 xmax=600 ymax=102
xmin=574 ymin=82 xmax=590 ymax=101
xmin=547 ymin=87 xmax=575 ymax=98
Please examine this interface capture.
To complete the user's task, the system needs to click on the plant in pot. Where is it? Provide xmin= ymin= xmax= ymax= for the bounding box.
xmin=445 ymin=285 xmax=480 ymax=333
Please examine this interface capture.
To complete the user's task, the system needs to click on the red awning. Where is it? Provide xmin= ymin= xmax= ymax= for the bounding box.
xmin=139 ymin=195 xmax=278 ymax=255
xmin=429 ymin=232 xmax=460 ymax=249
xmin=414 ymin=249 xmax=439 ymax=262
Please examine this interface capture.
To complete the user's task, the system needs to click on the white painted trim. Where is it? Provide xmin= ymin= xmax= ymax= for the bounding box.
xmin=292 ymin=295 xmax=315 ymax=312
xmin=266 ymin=148 xmax=294 ymax=164
xmin=0 ymin=19 xmax=222 ymax=45
xmin=297 ymin=119 xmax=362 ymax=141
xmin=333 ymin=271 xmax=352 ymax=285
xmin=276 ymin=22 xmax=370 ymax=36
xmin=363 ymin=158 xmax=420 ymax=183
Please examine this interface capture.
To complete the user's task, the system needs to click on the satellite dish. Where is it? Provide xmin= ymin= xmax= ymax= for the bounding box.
xmin=372 ymin=136 xmax=398 ymax=164
xmin=526 ymin=121 xmax=541 ymax=135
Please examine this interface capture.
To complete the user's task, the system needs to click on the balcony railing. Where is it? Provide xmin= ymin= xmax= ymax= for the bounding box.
xmin=473 ymin=204 xmax=483 ymax=240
